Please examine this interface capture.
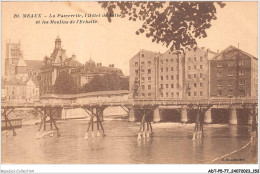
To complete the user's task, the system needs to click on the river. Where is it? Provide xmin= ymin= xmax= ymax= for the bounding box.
xmin=1 ymin=119 xmax=257 ymax=164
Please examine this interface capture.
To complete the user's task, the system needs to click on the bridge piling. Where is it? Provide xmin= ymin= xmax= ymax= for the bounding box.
xmin=1 ymin=108 xmax=17 ymax=136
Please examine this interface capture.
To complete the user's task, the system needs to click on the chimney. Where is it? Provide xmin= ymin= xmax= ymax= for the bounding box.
xmin=111 ymin=64 xmax=114 ymax=67
xmin=72 ymin=53 xmax=76 ymax=60
xmin=100 ymin=63 xmax=102 ymax=66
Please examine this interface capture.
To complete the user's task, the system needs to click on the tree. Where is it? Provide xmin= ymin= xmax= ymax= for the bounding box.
xmin=82 ymin=73 xmax=129 ymax=93
xmin=53 ymin=72 xmax=79 ymax=94
xmin=99 ymin=1 xmax=225 ymax=51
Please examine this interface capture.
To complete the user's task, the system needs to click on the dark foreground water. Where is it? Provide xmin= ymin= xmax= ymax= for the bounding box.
xmin=1 ymin=119 xmax=257 ymax=164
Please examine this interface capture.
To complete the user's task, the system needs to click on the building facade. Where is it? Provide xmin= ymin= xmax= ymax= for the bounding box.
xmin=210 ymin=45 xmax=258 ymax=98
xmin=129 ymin=48 xmax=216 ymax=99
xmin=3 ymin=40 xmax=42 ymax=102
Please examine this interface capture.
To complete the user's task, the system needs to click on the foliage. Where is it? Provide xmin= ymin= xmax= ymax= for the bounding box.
xmin=99 ymin=1 xmax=225 ymax=51
xmin=53 ymin=72 xmax=79 ymax=94
xmin=82 ymin=73 xmax=129 ymax=92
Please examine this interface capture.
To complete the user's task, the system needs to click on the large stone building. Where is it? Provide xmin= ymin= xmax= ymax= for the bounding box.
xmin=210 ymin=45 xmax=258 ymax=98
xmin=39 ymin=36 xmax=82 ymax=96
xmin=3 ymin=40 xmax=42 ymax=102
xmin=39 ymin=36 xmax=125 ymax=96
xmin=129 ymin=48 xmax=216 ymax=99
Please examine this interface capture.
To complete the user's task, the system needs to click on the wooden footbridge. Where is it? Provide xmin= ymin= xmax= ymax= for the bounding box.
xmin=1 ymin=97 xmax=258 ymax=142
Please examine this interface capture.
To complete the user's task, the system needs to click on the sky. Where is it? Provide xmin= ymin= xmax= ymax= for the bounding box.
xmin=1 ymin=1 xmax=258 ymax=76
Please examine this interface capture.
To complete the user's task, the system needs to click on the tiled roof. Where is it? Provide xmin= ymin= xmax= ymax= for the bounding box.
xmin=5 ymin=77 xmax=25 ymax=85
xmin=25 ymin=60 xmax=43 ymax=70
xmin=64 ymin=58 xmax=82 ymax=67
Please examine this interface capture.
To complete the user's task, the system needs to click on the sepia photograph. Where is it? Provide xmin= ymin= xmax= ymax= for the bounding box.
xmin=1 ymin=0 xmax=258 ymax=173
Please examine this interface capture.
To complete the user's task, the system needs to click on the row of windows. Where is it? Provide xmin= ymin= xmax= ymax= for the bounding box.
xmin=160 ymin=75 xmax=179 ymax=80
xmin=188 ymin=91 xmax=204 ymax=97
xmin=160 ymin=84 xmax=180 ymax=89
xmin=187 ymin=56 xmax=204 ymax=62
xmin=217 ymin=79 xmax=245 ymax=86
xmin=188 ymin=65 xmax=203 ymax=70
xmin=217 ymin=70 xmax=246 ymax=77
xmin=217 ymin=89 xmax=245 ymax=96
xmin=187 ymin=82 xmax=203 ymax=88
xmin=188 ymin=73 xmax=204 ymax=79
xmin=160 ymin=92 xmax=180 ymax=97
xmin=217 ymin=60 xmax=247 ymax=67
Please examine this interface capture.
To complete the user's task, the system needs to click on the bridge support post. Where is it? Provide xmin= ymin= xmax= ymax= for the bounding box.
xmin=128 ymin=108 xmax=136 ymax=122
xmin=181 ymin=107 xmax=188 ymax=123
xmin=137 ymin=108 xmax=153 ymax=141
xmin=229 ymin=107 xmax=237 ymax=125
xmin=248 ymin=108 xmax=253 ymax=125
xmin=1 ymin=108 xmax=16 ymax=136
xmin=153 ymin=108 xmax=160 ymax=123
xmin=204 ymin=108 xmax=212 ymax=124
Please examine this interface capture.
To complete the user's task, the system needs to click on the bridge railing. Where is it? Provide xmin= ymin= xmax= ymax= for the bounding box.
xmin=1 ymin=97 xmax=258 ymax=108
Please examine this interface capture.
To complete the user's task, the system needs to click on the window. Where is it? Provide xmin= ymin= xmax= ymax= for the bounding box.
xmin=141 ymin=61 xmax=145 ymax=66
xmin=148 ymin=77 xmax=151 ymax=81
xmin=148 ymin=69 xmax=151 ymax=74
xmin=141 ymin=53 xmax=144 ymax=58
xmin=217 ymin=62 xmax=222 ymax=67
xmin=171 ymin=67 xmax=174 ymax=71
xmin=188 ymin=66 xmax=191 ymax=70
xmin=239 ymin=70 xmax=246 ymax=76
xmin=161 ymin=93 xmax=163 ymax=97
xmin=142 ymin=85 xmax=145 ymax=89
xmin=217 ymin=72 xmax=222 ymax=78
xmin=161 ymin=84 xmax=163 ymax=89
xmin=141 ymin=69 xmax=144 ymax=73
xmin=176 ymin=75 xmax=179 ymax=80
xmin=166 ymin=84 xmax=168 ymax=88
xmin=194 ymin=92 xmax=197 ymax=96
xmin=148 ymin=93 xmax=151 ymax=97
xmin=135 ymin=62 xmax=138 ymax=67
xmin=171 ymin=92 xmax=174 ymax=97
xmin=194 ymin=74 xmax=196 ymax=78
xmin=148 ymin=85 xmax=151 ymax=90
xmin=171 ymin=84 xmax=174 ymax=88
xmin=177 ymin=83 xmax=179 ymax=88
xmin=200 ymin=91 xmax=203 ymax=96
xmin=217 ymin=90 xmax=222 ymax=96
xmin=188 ymin=92 xmax=191 ymax=96
xmin=188 ymin=57 xmax=191 ymax=61
xmin=228 ymin=69 xmax=233 ymax=76
xmin=239 ymin=89 xmax=245 ymax=96
xmin=200 ymin=83 xmax=203 ymax=87
xmin=161 ymin=68 xmax=163 ymax=72
xmin=239 ymin=60 xmax=246 ymax=66
xmin=200 ymin=74 xmax=203 ymax=78
xmin=166 ymin=75 xmax=168 ymax=80
xmin=147 ymin=61 xmax=151 ymax=65
xmin=239 ymin=79 xmax=245 ymax=85
xmin=171 ymin=75 xmax=174 ymax=80
xmin=228 ymin=90 xmax=233 ymax=96
xmin=228 ymin=61 xmax=234 ymax=67
xmin=161 ymin=76 xmax=163 ymax=80
xmin=141 ymin=77 xmax=145 ymax=81
xmin=194 ymin=65 xmax=197 ymax=69
xmin=171 ymin=59 xmax=173 ymax=62
xmin=200 ymin=65 xmax=203 ymax=69
xmin=188 ymin=74 xmax=191 ymax=79
xmin=142 ymin=93 xmax=145 ymax=96
xmin=161 ymin=60 xmax=163 ymax=64
xmin=176 ymin=92 xmax=179 ymax=97
xmin=228 ymin=80 xmax=232 ymax=86
xmin=200 ymin=56 xmax=203 ymax=61
xmin=194 ymin=83 xmax=197 ymax=87
xmin=166 ymin=59 xmax=168 ymax=63
xmin=166 ymin=67 xmax=168 ymax=72
xmin=194 ymin=57 xmax=197 ymax=61
xmin=217 ymin=80 xmax=222 ymax=86
xmin=166 ymin=92 xmax=168 ymax=97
